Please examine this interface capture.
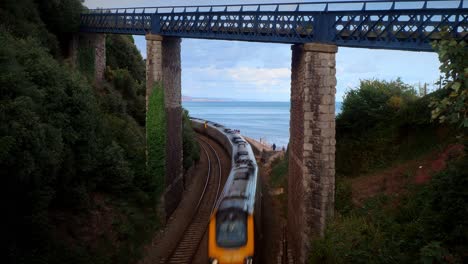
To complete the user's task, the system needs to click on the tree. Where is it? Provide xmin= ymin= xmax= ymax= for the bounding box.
xmin=430 ymin=33 xmax=468 ymax=128
xmin=337 ymin=78 xmax=417 ymax=134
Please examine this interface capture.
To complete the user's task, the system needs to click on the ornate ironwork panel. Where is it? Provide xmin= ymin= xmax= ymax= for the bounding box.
xmin=80 ymin=0 xmax=467 ymax=51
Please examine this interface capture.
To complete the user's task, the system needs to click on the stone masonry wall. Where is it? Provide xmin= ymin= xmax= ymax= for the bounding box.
xmin=93 ymin=34 xmax=106 ymax=83
xmin=70 ymin=33 xmax=106 ymax=83
xmin=288 ymin=43 xmax=337 ymax=263
xmin=161 ymin=37 xmax=183 ymax=218
xmin=146 ymin=34 xmax=163 ymax=109
xmin=146 ymin=35 xmax=183 ymax=219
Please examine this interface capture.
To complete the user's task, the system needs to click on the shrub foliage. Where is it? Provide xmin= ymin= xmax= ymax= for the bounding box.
xmin=147 ymin=84 xmax=166 ymax=201
xmin=336 ymin=79 xmax=451 ymax=176
xmin=0 ymin=0 xmax=193 ymax=263
xmin=430 ymin=33 xmax=467 ymax=127
xmin=311 ymin=154 xmax=468 ymax=264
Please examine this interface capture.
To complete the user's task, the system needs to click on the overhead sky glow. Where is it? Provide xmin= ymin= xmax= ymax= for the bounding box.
xmin=84 ymin=0 xmax=442 ymax=101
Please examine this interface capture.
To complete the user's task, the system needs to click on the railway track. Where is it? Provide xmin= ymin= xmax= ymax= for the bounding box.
xmin=161 ymin=135 xmax=222 ymax=264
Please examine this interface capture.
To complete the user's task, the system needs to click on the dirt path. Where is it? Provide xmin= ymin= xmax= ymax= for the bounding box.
xmin=351 ymin=144 xmax=464 ymax=204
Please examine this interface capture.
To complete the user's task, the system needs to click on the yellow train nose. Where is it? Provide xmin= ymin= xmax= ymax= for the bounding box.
xmin=219 ymin=255 xmax=244 ymax=264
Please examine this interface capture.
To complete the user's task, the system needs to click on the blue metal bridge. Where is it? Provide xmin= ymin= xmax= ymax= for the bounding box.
xmin=80 ymin=0 xmax=467 ymax=51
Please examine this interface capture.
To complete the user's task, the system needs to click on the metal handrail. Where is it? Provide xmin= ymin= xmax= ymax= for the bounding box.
xmin=83 ymin=0 xmax=466 ymax=14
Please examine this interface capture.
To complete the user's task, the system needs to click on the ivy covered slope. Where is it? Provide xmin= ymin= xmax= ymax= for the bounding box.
xmin=147 ymin=84 xmax=166 ymax=202
xmin=1 ymin=1 xmax=165 ymax=263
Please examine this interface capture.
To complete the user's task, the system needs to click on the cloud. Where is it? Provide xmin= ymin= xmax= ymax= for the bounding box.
xmin=228 ymin=67 xmax=290 ymax=87
xmin=182 ymin=66 xmax=291 ymax=100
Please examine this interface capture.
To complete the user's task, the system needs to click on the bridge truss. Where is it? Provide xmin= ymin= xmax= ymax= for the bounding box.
xmin=80 ymin=0 xmax=468 ymax=51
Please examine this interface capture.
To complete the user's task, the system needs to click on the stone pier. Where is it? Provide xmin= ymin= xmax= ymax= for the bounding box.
xmin=288 ymin=43 xmax=337 ymax=263
xmin=69 ymin=33 xmax=106 ymax=83
xmin=146 ymin=34 xmax=184 ymax=219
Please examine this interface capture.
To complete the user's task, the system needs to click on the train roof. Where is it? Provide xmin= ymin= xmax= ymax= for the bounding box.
xmin=218 ymin=137 xmax=258 ymax=214
xmin=190 ymin=118 xmax=259 ymax=214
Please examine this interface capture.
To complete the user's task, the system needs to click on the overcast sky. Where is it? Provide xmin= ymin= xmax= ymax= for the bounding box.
xmin=84 ymin=0 xmax=442 ymax=101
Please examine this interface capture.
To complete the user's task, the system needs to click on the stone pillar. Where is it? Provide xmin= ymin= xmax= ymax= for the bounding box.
xmin=68 ymin=34 xmax=79 ymax=69
xmin=146 ymin=34 xmax=183 ymax=219
xmin=146 ymin=34 xmax=163 ymax=108
xmin=93 ymin=34 xmax=106 ymax=83
xmin=69 ymin=33 xmax=106 ymax=83
xmin=288 ymin=43 xmax=337 ymax=263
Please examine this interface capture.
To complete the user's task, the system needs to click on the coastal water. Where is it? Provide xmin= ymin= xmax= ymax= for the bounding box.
xmin=183 ymin=101 xmax=342 ymax=148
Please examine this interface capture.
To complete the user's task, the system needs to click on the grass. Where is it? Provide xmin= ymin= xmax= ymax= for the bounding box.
xmin=269 ymin=154 xmax=289 ymax=219
xmin=270 ymin=156 xmax=288 ymax=188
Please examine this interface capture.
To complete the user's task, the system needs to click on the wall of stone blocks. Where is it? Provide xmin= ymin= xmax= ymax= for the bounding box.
xmin=93 ymin=34 xmax=106 ymax=83
xmin=146 ymin=34 xmax=163 ymax=109
xmin=146 ymin=35 xmax=183 ymax=219
xmin=288 ymin=43 xmax=337 ymax=263
xmin=69 ymin=33 xmax=106 ymax=83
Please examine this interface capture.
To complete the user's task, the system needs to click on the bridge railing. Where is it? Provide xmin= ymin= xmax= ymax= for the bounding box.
xmin=80 ymin=0 xmax=467 ymax=51
xmin=82 ymin=0 xmax=465 ymax=14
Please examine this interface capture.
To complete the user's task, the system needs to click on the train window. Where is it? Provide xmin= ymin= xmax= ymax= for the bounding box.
xmin=237 ymin=151 xmax=249 ymax=156
xmin=234 ymin=171 xmax=249 ymax=180
xmin=216 ymin=210 xmax=247 ymax=248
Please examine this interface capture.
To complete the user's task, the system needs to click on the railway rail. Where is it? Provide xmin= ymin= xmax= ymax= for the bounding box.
xmin=161 ymin=135 xmax=222 ymax=264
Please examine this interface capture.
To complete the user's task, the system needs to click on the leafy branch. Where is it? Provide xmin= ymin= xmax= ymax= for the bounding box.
xmin=430 ymin=31 xmax=467 ymax=128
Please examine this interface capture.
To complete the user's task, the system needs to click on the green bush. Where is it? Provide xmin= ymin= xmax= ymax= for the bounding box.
xmin=430 ymin=33 xmax=467 ymax=127
xmin=106 ymin=68 xmax=146 ymax=125
xmin=270 ymin=155 xmax=289 ymax=188
xmin=106 ymin=35 xmax=145 ymax=82
xmin=310 ymin=153 xmax=468 ymax=264
xmin=336 ymin=79 xmax=451 ymax=176
xmin=35 ymin=0 xmax=83 ymax=35
xmin=335 ymin=179 xmax=353 ymax=215
xmin=147 ymin=84 xmax=166 ymax=201
xmin=182 ymin=109 xmax=200 ymax=170
xmin=337 ymin=78 xmax=417 ymax=134
xmin=0 ymin=0 xmax=60 ymax=55
xmin=310 ymin=215 xmax=397 ymax=264
xmin=1 ymin=30 xmax=100 ymax=262
xmin=397 ymin=153 xmax=468 ymax=262
xmin=104 ymin=35 xmax=146 ymax=126
xmin=1 ymin=1 xmax=157 ymax=262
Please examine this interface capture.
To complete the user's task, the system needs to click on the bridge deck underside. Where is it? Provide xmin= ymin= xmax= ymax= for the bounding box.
xmin=81 ymin=8 xmax=467 ymax=51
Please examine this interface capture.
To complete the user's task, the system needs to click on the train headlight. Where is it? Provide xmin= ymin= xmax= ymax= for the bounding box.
xmin=210 ymin=258 xmax=218 ymax=264
xmin=245 ymin=256 xmax=253 ymax=264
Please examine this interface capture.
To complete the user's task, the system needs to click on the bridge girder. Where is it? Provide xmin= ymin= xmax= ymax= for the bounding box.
xmin=80 ymin=0 xmax=467 ymax=51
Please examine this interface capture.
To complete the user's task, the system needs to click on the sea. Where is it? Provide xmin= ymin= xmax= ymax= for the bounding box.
xmin=183 ymin=101 xmax=342 ymax=149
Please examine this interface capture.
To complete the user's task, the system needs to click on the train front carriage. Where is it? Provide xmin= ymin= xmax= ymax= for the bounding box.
xmin=208 ymin=199 xmax=254 ymax=264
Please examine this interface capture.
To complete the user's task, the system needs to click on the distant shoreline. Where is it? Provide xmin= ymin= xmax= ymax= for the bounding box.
xmin=182 ymin=96 xmax=235 ymax=102
xmin=184 ymin=99 xmax=229 ymax=102
xmin=183 ymin=99 xmax=342 ymax=104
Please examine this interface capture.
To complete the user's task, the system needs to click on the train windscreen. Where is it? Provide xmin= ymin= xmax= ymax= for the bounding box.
xmin=216 ymin=210 xmax=247 ymax=248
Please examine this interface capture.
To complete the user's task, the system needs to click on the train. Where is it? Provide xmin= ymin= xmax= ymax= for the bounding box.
xmin=191 ymin=118 xmax=262 ymax=264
